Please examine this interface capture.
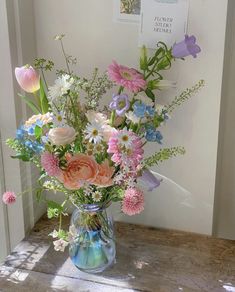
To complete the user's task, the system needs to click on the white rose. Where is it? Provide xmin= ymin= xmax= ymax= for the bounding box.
xmin=48 ymin=126 xmax=76 ymax=146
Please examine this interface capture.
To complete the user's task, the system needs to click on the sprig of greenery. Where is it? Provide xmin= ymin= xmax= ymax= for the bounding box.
xmin=139 ymin=42 xmax=174 ymax=102
xmin=81 ymin=69 xmax=114 ymax=109
xmin=143 ymin=146 xmax=186 ymax=168
xmin=166 ymin=80 xmax=205 ymax=113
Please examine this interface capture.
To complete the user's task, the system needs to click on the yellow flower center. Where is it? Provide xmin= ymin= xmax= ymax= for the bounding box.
xmin=122 ymin=135 xmax=129 ymax=142
xmin=92 ymin=129 xmax=98 ymax=136
xmin=121 ymin=71 xmax=132 ymax=80
xmin=57 ymin=115 xmax=62 ymax=122
xmin=118 ymin=100 xmax=126 ymax=109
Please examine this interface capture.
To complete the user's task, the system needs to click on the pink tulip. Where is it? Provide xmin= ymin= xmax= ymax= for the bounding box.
xmin=15 ymin=65 xmax=40 ymax=93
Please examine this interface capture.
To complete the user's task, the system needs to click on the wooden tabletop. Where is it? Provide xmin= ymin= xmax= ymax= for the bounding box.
xmin=0 ymin=215 xmax=235 ymax=291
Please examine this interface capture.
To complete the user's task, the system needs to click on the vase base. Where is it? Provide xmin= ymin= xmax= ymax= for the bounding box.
xmin=71 ymin=258 xmax=116 ymax=274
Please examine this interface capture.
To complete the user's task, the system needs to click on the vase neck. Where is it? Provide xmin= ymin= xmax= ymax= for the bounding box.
xmin=78 ymin=202 xmax=111 ymax=213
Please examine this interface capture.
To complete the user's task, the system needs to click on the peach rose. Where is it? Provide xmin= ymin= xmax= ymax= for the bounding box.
xmin=58 ymin=154 xmax=99 ymax=190
xmin=94 ymin=160 xmax=114 ymax=187
xmin=48 ymin=127 xmax=76 ymax=146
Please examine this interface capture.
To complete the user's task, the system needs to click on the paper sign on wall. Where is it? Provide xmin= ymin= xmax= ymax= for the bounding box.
xmin=139 ymin=0 xmax=189 ymax=48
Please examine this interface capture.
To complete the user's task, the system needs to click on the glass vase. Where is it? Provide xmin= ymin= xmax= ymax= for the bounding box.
xmin=69 ymin=203 xmax=116 ymax=273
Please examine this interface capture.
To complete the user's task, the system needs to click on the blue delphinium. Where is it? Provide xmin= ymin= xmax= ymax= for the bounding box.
xmin=145 ymin=125 xmax=163 ymax=144
xmin=133 ymin=101 xmax=147 ymax=118
xmin=16 ymin=125 xmax=27 ymax=141
xmin=133 ymin=101 xmax=155 ymax=118
xmin=146 ymin=106 xmax=155 ymax=117
xmin=25 ymin=140 xmax=44 ymax=154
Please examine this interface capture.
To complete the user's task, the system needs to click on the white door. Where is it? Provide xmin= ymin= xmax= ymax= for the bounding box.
xmin=0 ymin=134 xmax=10 ymax=262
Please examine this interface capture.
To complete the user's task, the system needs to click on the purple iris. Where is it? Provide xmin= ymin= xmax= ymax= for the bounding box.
xmin=109 ymin=94 xmax=130 ymax=116
xmin=172 ymin=35 xmax=201 ymax=59
xmin=138 ymin=169 xmax=162 ymax=192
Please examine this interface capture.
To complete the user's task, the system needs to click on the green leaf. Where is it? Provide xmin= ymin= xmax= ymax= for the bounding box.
xmin=11 ymin=153 xmax=30 ymax=161
xmin=39 ymin=79 xmax=49 ymax=114
xmin=34 ymin=125 xmax=42 ymax=139
xmin=47 ymin=200 xmax=63 ymax=219
xmin=147 ymin=57 xmax=156 ymax=67
xmin=47 ymin=200 xmax=63 ymax=212
xmin=140 ymin=46 xmax=148 ymax=71
xmin=145 ymin=88 xmax=155 ymax=101
xmin=18 ymin=94 xmax=41 ymax=114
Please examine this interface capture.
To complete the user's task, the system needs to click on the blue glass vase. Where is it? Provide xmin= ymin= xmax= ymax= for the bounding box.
xmin=69 ymin=203 xmax=116 ymax=273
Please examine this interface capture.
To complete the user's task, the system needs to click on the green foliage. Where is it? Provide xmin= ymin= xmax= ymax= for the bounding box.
xmin=166 ymin=80 xmax=205 ymax=113
xmin=34 ymin=58 xmax=54 ymax=71
xmin=142 ymin=42 xmax=173 ymax=79
xmin=39 ymin=79 xmax=49 ymax=113
xmin=6 ymin=139 xmax=31 ymax=162
xmin=144 ymin=147 xmax=186 ymax=168
xmin=34 ymin=125 xmax=42 ymax=139
xmin=109 ymin=186 xmax=125 ymax=202
xmin=47 ymin=200 xmax=64 ymax=219
xmin=140 ymin=46 xmax=148 ymax=71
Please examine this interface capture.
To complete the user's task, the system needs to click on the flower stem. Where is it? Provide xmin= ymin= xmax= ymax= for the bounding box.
xmin=60 ymin=39 xmax=71 ymax=74
xmin=110 ymin=110 xmax=116 ymax=126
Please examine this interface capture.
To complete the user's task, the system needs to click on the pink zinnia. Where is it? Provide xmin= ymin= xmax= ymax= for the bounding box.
xmin=122 ymin=188 xmax=144 ymax=216
xmin=41 ymin=151 xmax=60 ymax=176
xmin=2 ymin=191 xmax=16 ymax=205
xmin=108 ymin=61 xmax=146 ymax=93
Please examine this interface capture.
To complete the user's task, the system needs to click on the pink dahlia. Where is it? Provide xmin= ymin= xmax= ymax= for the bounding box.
xmin=108 ymin=61 xmax=146 ymax=93
xmin=107 ymin=130 xmax=144 ymax=169
xmin=2 ymin=191 xmax=16 ymax=205
xmin=122 ymin=188 xmax=144 ymax=216
xmin=41 ymin=151 xmax=60 ymax=176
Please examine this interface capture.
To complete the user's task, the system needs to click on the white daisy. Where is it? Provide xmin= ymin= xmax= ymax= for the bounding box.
xmin=48 ymin=74 xmax=74 ymax=101
xmin=92 ymin=191 xmax=102 ymax=202
xmin=85 ymin=122 xmax=103 ymax=144
xmin=125 ymin=111 xmax=140 ymax=124
xmin=117 ymin=130 xmax=134 ymax=148
xmin=52 ymin=110 xmax=66 ymax=126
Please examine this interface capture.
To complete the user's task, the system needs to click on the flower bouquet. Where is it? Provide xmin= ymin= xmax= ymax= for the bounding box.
xmin=3 ymin=34 xmax=204 ymax=273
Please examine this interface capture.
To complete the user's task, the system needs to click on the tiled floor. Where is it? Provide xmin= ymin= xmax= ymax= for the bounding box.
xmin=0 ymin=216 xmax=235 ymax=291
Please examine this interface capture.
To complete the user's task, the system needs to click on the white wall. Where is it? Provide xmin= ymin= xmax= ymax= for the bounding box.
xmin=213 ymin=0 xmax=235 ymax=240
xmin=32 ymin=0 xmax=228 ymax=235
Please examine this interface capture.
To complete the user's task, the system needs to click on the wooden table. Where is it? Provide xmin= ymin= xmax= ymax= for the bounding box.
xmin=0 ymin=215 xmax=235 ymax=291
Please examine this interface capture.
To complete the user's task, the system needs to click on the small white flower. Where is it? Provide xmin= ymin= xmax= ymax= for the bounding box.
xmin=117 ymin=130 xmax=134 ymax=148
xmin=92 ymin=191 xmax=102 ymax=202
xmin=49 ymin=229 xmax=58 ymax=238
xmin=48 ymin=74 xmax=74 ymax=101
xmin=53 ymin=239 xmax=68 ymax=252
xmin=157 ymin=80 xmax=177 ymax=90
xmin=52 ymin=111 xmax=66 ymax=126
xmin=85 ymin=122 xmax=103 ymax=144
xmin=125 ymin=111 xmax=140 ymax=124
